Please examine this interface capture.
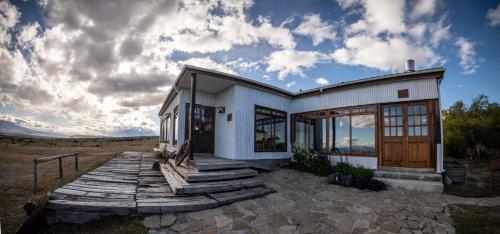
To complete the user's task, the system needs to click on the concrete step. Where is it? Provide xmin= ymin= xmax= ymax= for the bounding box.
xmin=378 ymin=166 xmax=435 ymax=173
xmin=374 ymin=177 xmax=443 ymax=193
xmin=374 ymin=170 xmax=442 ymax=182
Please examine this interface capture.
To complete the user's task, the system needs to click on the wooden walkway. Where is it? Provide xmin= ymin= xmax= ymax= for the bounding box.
xmin=45 ymin=152 xmax=273 ymax=224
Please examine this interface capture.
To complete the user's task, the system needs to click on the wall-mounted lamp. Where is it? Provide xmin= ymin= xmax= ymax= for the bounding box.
xmin=217 ymin=106 xmax=226 ymax=113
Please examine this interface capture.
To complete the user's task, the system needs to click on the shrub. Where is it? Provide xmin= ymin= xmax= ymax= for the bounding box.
xmin=290 ymin=147 xmax=333 ymax=176
xmin=331 ymin=162 xmax=373 ymax=180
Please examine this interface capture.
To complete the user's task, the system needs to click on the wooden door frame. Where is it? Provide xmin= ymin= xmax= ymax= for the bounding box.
xmin=184 ymin=103 xmax=215 ymax=154
xmin=379 ymin=99 xmax=438 ymax=169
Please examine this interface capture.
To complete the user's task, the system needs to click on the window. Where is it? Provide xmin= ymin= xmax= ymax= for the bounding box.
xmin=333 ymin=116 xmax=350 ymax=153
xmin=292 ymin=105 xmax=376 ymax=155
xmin=351 ymin=115 xmax=375 ymax=153
xmin=255 ymin=106 xmax=287 ymax=152
xmin=330 ymin=106 xmax=376 ymax=154
xmin=173 ymin=106 xmax=179 ymax=145
xmin=162 ymin=115 xmax=170 ymax=142
xmin=383 ymin=106 xmax=403 ymax=137
xmin=294 ymin=119 xmax=315 ymax=151
xmin=408 ymin=104 xmax=428 ymax=136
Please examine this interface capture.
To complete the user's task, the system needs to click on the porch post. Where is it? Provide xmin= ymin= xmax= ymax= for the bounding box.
xmin=189 ymin=73 xmax=197 ymax=161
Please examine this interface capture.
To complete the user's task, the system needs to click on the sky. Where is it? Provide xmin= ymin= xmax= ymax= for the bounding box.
xmin=0 ymin=0 xmax=499 ymax=137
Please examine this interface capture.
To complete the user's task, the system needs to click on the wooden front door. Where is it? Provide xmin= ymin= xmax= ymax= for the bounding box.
xmin=381 ymin=103 xmax=432 ymax=168
xmin=185 ymin=104 xmax=215 ymax=154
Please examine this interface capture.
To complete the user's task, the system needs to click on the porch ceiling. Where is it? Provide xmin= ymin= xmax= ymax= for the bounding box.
xmin=178 ymin=71 xmax=236 ymax=94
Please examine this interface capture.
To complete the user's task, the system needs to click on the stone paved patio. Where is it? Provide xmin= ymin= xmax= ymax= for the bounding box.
xmin=146 ymin=168 xmax=500 ymax=234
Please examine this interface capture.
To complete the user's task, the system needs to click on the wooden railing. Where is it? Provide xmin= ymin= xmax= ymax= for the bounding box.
xmin=33 ymin=152 xmax=79 ymax=192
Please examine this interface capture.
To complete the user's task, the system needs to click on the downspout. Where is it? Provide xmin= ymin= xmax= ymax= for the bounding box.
xmin=437 ymin=78 xmax=445 ymax=173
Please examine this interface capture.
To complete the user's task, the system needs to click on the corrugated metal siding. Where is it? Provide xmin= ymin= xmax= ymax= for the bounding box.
xmin=234 ymin=85 xmax=292 ymax=160
xmin=213 ymin=86 xmax=237 ymax=159
xmin=291 ymin=78 xmax=439 ymax=113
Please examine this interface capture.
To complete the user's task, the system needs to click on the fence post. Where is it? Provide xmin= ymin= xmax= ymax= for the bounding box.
xmin=33 ymin=159 xmax=38 ymax=192
xmin=58 ymin=157 xmax=63 ymax=178
xmin=75 ymin=153 xmax=79 ymax=171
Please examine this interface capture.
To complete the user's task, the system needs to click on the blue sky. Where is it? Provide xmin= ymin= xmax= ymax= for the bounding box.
xmin=0 ymin=0 xmax=499 ymax=136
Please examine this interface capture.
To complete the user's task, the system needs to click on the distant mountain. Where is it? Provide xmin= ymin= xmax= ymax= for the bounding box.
xmin=0 ymin=120 xmax=66 ymax=138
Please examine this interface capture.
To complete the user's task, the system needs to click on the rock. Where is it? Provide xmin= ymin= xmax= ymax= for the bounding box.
xmin=400 ymin=228 xmax=412 ymax=234
xmin=202 ymin=225 xmax=217 ymax=234
xmin=407 ymin=220 xmax=420 ymax=230
xmin=187 ymin=222 xmax=204 ymax=232
xmin=160 ymin=215 xmax=177 ymax=227
xmin=278 ymin=225 xmax=297 ymax=234
xmin=352 ymin=227 xmax=368 ymax=234
xmin=233 ymin=220 xmax=251 ymax=230
xmin=215 ymin=215 xmax=233 ymax=229
xmin=336 ymin=217 xmax=355 ymax=232
xmin=381 ymin=223 xmax=401 ymax=233
xmin=143 ymin=215 xmax=161 ymax=229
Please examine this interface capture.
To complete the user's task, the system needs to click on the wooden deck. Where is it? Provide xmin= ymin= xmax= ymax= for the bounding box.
xmin=45 ymin=151 xmax=273 ymax=224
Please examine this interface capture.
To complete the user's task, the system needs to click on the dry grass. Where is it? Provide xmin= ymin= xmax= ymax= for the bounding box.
xmin=0 ymin=136 xmax=157 ymax=234
xmin=449 ymin=204 xmax=500 ymax=234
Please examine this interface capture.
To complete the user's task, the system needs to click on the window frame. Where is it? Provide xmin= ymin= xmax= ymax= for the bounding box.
xmin=254 ymin=105 xmax=288 ymax=152
xmin=173 ymin=106 xmax=179 ymax=146
xmin=291 ymin=104 xmax=377 ymax=157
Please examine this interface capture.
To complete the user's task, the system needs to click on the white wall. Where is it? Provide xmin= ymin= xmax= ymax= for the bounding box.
xmin=291 ymin=78 xmax=439 ymax=113
xmin=233 ymin=85 xmax=292 ymax=160
xmin=213 ymin=86 xmax=237 ymax=159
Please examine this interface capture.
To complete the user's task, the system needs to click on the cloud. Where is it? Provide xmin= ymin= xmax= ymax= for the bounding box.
xmin=315 ymin=77 xmax=329 ymax=85
xmin=362 ymin=0 xmax=406 ymax=35
xmin=410 ymin=0 xmax=436 ymax=19
xmin=330 ymin=36 xmax=441 ymax=71
xmin=286 ymin=81 xmax=296 ymax=88
xmin=294 ymin=14 xmax=336 ymax=46
xmin=335 ymin=0 xmax=361 ymax=9
xmin=178 ymin=57 xmax=236 ymax=74
xmin=487 ymin=4 xmax=500 ymax=26
xmin=0 ymin=1 xmax=20 ymax=45
xmin=0 ymin=0 xmax=303 ymax=136
xmin=266 ymin=49 xmax=329 ymax=80
xmin=455 ymin=37 xmax=479 ymax=75
xmin=331 ymin=0 xmax=448 ymax=71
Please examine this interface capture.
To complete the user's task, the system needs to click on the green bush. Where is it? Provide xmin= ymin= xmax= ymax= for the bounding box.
xmin=332 ymin=162 xmax=373 ymax=180
xmin=290 ymin=147 xmax=373 ymax=179
xmin=290 ymin=147 xmax=333 ymax=176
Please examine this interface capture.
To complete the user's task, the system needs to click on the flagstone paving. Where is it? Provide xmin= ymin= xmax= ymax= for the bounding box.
xmin=146 ymin=168 xmax=500 ymax=234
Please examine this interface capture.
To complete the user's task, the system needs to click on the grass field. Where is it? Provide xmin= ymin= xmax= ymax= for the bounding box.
xmin=450 ymin=204 xmax=500 ymax=234
xmin=0 ymin=135 xmax=157 ymax=234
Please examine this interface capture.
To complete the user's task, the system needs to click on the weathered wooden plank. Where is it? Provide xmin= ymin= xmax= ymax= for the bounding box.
xmin=47 ymin=200 xmax=135 ymax=214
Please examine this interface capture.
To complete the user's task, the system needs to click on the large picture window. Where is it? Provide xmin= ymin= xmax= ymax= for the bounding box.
xmin=331 ymin=106 xmax=376 ymax=154
xmin=292 ymin=105 xmax=376 ymax=156
xmin=255 ymin=106 xmax=287 ymax=152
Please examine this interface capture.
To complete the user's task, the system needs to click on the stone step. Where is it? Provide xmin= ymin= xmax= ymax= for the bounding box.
xmin=378 ymin=166 xmax=435 ymax=173
xmin=374 ymin=170 xmax=442 ymax=182
xmin=161 ymin=163 xmax=264 ymax=195
xmin=374 ymin=177 xmax=444 ymax=193
xmin=168 ymin=159 xmax=258 ymax=182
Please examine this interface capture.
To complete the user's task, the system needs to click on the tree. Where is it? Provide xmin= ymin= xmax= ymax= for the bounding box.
xmin=444 ymin=95 xmax=500 ymax=159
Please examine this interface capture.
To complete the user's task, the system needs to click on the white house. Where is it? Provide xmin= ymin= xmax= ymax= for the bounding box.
xmin=158 ymin=63 xmax=445 ymax=192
